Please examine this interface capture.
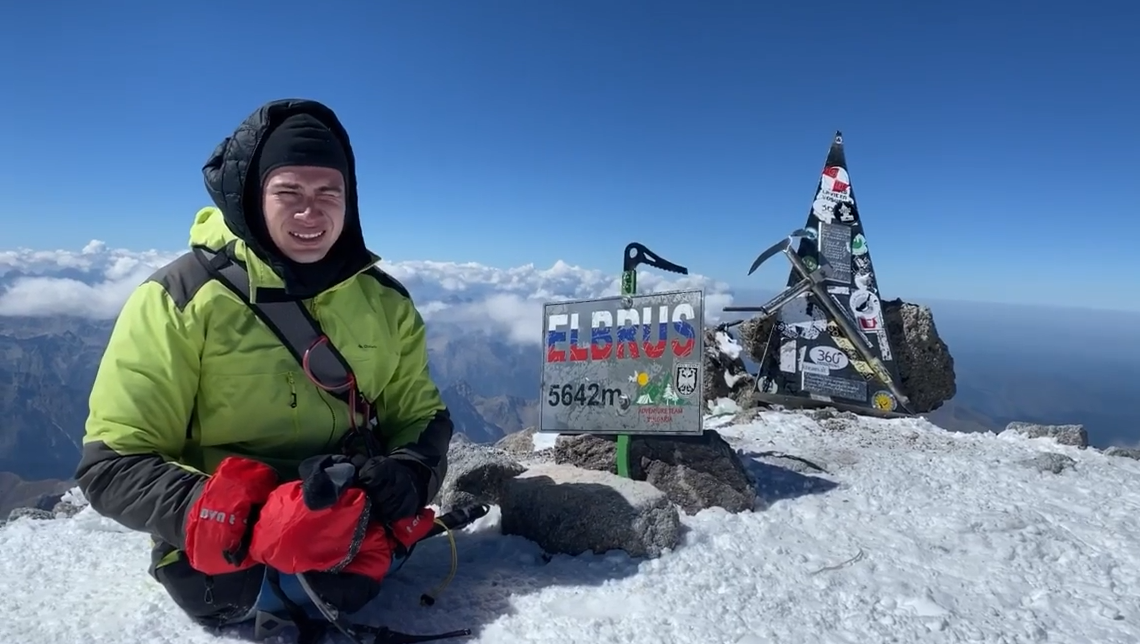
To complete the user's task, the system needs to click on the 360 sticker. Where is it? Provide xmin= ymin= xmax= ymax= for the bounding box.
xmin=808 ymin=345 xmax=850 ymax=370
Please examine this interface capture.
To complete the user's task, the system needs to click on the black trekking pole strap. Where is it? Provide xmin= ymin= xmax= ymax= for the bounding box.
xmin=192 ymin=244 xmax=360 ymax=411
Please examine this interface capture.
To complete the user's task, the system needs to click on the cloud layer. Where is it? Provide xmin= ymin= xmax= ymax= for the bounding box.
xmin=0 ymin=242 xmax=735 ymax=344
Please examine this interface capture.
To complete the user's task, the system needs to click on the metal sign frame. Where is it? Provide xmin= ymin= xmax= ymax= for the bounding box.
xmin=536 ymin=243 xmax=700 ymax=478
xmin=537 ymin=288 xmax=705 ymax=437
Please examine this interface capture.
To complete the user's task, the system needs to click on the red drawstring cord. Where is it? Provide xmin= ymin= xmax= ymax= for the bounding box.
xmin=302 ymin=335 xmax=367 ymax=432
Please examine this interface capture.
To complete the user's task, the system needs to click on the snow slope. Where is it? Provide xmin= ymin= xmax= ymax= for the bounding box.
xmin=3 ymin=410 xmax=1139 ymax=644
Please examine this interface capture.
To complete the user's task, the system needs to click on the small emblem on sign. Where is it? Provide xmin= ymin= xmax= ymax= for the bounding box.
xmin=871 ymin=390 xmax=897 ymax=412
xmin=674 ymin=363 xmax=699 ymax=397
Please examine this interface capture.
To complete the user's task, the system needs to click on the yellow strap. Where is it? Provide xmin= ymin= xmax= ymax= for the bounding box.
xmin=419 ymin=518 xmax=459 ymax=606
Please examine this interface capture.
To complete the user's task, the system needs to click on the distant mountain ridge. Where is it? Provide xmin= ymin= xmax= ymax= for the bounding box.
xmin=0 ymin=316 xmax=112 ymax=481
xmin=3 ymin=297 xmax=1138 ymax=517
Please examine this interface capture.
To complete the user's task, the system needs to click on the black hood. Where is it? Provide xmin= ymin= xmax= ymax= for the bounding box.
xmin=202 ymin=98 xmax=374 ymax=299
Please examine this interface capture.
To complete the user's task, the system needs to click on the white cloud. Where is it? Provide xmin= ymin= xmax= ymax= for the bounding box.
xmin=0 ymin=244 xmax=182 ymax=318
xmin=0 ymin=242 xmax=736 ymax=344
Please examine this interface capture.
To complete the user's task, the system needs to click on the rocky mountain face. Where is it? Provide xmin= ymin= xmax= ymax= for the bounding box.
xmin=0 ymin=471 xmax=74 ymax=518
xmin=439 ymin=381 xmax=513 ymax=444
xmin=424 ymin=324 xmax=540 ymax=399
xmin=0 ymin=316 xmax=113 ymax=481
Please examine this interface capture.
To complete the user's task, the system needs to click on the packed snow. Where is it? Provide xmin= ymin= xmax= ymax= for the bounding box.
xmin=3 ymin=410 xmax=1139 ymax=643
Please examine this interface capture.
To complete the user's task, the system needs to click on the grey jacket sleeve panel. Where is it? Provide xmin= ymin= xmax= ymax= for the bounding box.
xmin=387 ymin=409 xmax=453 ymax=507
xmin=75 ymin=441 xmax=206 ymax=550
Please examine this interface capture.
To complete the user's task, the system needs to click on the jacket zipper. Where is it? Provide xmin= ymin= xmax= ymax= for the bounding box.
xmin=286 ymin=372 xmax=298 ymax=409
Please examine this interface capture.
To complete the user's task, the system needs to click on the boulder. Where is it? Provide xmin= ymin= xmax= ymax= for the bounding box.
xmin=1021 ymin=452 xmax=1076 ymax=474
xmin=434 ymin=437 xmax=527 ymax=513
xmin=802 ymin=407 xmax=862 ymax=432
xmin=6 ymin=507 xmax=54 ymax=523
xmin=703 ymin=329 xmax=757 ymax=410
xmin=499 ymin=463 xmax=680 ymax=558
xmin=494 ymin=426 xmax=555 ymax=463
xmin=52 ymin=501 xmax=83 ymax=519
xmin=554 ymin=430 xmax=757 ymax=515
xmin=880 ymin=299 xmax=956 ymax=413
xmin=1104 ymin=446 xmax=1140 ymax=461
xmin=33 ymin=492 xmax=65 ymax=512
xmin=1002 ymin=422 xmax=1089 ymax=449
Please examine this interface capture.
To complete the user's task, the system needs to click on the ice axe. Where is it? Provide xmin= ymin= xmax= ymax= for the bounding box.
xmin=615 ymin=243 xmax=689 ymax=478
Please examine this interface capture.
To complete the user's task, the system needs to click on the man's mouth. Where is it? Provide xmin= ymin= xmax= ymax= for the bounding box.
xmin=289 ymin=230 xmax=326 ymax=241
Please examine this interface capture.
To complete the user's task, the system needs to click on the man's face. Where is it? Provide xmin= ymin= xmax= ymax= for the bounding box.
xmin=261 ymin=165 xmax=346 ymax=263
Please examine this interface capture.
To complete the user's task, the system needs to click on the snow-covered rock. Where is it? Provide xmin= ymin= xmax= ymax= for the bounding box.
xmin=51 ymin=500 xmax=84 ymax=519
xmin=1002 ymin=421 xmax=1089 ymax=448
xmin=702 ymin=328 xmax=755 ymax=409
xmin=434 ymin=438 xmax=527 ymax=513
xmin=553 ymin=430 xmax=756 ymax=514
xmin=59 ymin=485 xmax=89 ymax=508
xmin=1020 ymin=451 xmax=1077 ymax=474
xmin=493 ymin=426 xmax=555 ymax=463
xmin=5 ymin=507 xmax=53 ymax=523
xmin=499 ymin=463 xmax=680 ymax=558
xmin=1104 ymin=446 xmax=1140 ymax=460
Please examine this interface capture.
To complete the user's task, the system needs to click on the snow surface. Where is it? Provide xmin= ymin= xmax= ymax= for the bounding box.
xmin=707 ymin=397 xmax=743 ymax=416
xmin=3 ymin=411 xmax=1140 ymax=644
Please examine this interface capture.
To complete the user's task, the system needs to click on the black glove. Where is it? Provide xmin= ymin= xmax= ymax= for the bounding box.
xmin=297 ymin=454 xmax=359 ymax=511
xmin=349 ymin=455 xmax=424 ymax=523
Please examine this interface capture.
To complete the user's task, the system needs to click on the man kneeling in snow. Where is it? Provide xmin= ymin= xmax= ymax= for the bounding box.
xmin=75 ymin=98 xmax=453 ymax=631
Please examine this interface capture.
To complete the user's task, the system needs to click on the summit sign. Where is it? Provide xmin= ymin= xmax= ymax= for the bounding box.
xmin=538 ymin=289 xmax=705 ymax=436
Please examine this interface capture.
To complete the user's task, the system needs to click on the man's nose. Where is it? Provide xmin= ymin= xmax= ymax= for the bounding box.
xmin=293 ymin=202 xmax=321 ymax=220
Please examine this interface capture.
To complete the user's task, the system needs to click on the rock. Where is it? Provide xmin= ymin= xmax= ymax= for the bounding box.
xmin=738 ymin=316 xmax=776 ymax=364
xmin=880 ymin=299 xmax=956 ymax=413
xmin=554 ymin=430 xmax=757 ymax=515
xmin=703 ymin=329 xmax=757 ymax=410
xmin=7 ymin=507 xmax=55 ymax=522
xmin=802 ymin=407 xmax=862 ymax=432
xmin=1021 ymin=452 xmax=1076 ymax=474
xmin=434 ymin=438 xmax=527 ymax=513
xmin=499 ymin=463 xmax=680 ymax=558
xmin=1002 ymin=422 xmax=1089 ymax=449
xmin=52 ymin=501 xmax=83 ymax=519
xmin=1104 ymin=446 xmax=1140 ymax=460
xmin=33 ymin=492 xmax=65 ymax=512
xmin=494 ymin=426 xmax=555 ymax=463
xmin=495 ymin=427 xmax=535 ymax=455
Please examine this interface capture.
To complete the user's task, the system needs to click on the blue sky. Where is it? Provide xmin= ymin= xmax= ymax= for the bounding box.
xmin=1 ymin=0 xmax=1135 ymax=310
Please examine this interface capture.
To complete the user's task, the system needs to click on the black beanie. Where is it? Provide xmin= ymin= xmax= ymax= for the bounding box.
xmin=256 ymin=113 xmax=349 ymax=184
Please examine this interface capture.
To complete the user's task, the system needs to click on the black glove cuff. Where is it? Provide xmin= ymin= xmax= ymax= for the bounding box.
xmin=298 ymin=454 xmax=357 ymax=510
xmin=391 ymin=458 xmax=431 ymax=507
